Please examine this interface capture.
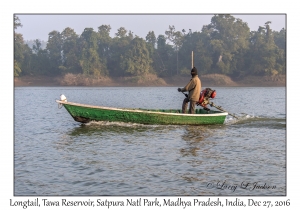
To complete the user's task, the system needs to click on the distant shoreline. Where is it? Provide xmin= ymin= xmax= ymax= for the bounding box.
xmin=14 ymin=74 xmax=286 ymax=87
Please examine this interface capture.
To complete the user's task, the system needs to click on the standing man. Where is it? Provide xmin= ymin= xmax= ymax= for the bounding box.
xmin=177 ymin=67 xmax=201 ymax=114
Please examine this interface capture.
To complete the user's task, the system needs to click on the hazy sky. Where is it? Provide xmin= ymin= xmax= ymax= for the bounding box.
xmin=15 ymin=14 xmax=286 ymax=41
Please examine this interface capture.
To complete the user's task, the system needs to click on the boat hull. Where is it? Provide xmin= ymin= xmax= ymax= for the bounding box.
xmin=57 ymin=101 xmax=228 ymax=125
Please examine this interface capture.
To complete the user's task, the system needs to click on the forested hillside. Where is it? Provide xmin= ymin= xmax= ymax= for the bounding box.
xmin=14 ymin=15 xmax=286 ymax=80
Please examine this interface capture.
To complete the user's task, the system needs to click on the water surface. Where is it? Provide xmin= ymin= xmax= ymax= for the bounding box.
xmin=14 ymin=87 xmax=286 ymax=196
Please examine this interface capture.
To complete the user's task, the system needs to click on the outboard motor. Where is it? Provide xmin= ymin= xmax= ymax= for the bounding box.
xmin=195 ymin=88 xmax=239 ymax=119
xmin=197 ymin=88 xmax=216 ymax=110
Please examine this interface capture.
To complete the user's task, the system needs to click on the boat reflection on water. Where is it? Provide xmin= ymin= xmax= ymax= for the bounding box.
xmin=55 ymin=122 xmax=222 ymax=156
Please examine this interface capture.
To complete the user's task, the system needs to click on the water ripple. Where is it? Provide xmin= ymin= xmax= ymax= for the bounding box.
xmin=14 ymin=87 xmax=286 ymax=196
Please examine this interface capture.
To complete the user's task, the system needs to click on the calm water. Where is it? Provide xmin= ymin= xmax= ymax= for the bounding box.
xmin=14 ymin=86 xmax=286 ymax=196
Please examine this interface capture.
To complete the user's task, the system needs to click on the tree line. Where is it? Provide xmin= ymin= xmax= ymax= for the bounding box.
xmin=14 ymin=14 xmax=286 ymax=79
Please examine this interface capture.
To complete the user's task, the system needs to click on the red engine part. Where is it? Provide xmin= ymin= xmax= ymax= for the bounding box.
xmin=211 ymin=90 xmax=216 ymax=98
xmin=197 ymin=88 xmax=216 ymax=109
xmin=198 ymin=90 xmax=206 ymax=104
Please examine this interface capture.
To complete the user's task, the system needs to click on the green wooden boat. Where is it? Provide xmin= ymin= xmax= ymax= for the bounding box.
xmin=56 ymin=100 xmax=228 ymax=125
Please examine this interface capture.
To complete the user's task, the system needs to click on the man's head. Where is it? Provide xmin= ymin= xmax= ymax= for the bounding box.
xmin=191 ymin=67 xmax=198 ymax=76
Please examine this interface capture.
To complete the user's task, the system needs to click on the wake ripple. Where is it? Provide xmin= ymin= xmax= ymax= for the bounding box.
xmin=225 ymin=113 xmax=286 ymax=129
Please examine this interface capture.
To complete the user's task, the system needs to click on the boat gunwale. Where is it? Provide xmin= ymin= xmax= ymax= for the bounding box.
xmin=56 ymin=100 xmax=228 ymax=117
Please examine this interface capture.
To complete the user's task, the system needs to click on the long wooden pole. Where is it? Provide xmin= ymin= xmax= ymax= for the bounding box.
xmin=209 ymin=102 xmax=239 ymax=119
xmin=191 ymin=51 xmax=194 ymax=68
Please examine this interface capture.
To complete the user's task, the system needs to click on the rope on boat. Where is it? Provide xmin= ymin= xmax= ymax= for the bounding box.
xmin=57 ymin=95 xmax=67 ymax=109
xmin=58 ymin=103 xmax=63 ymax=109
xmin=56 ymin=99 xmax=64 ymax=109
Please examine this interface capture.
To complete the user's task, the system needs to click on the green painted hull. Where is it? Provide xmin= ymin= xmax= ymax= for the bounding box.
xmin=56 ymin=100 xmax=228 ymax=125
